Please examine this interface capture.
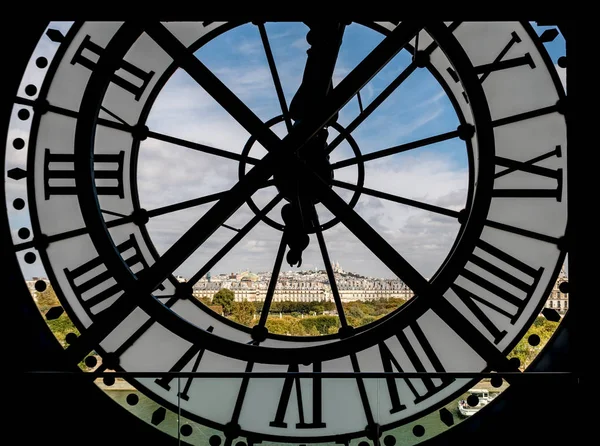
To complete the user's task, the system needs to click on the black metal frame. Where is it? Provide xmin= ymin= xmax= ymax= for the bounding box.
xmin=66 ymin=21 xmax=543 ymax=443
xmin=3 ymin=18 xmax=580 ymax=446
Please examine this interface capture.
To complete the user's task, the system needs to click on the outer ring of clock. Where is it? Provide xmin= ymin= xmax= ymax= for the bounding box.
xmin=4 ymin=20 xmax=569 ymax=445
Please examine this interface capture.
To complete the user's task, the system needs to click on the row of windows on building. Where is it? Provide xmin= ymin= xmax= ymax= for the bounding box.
xmin=193 ymin=288 xmax=414 ymax=302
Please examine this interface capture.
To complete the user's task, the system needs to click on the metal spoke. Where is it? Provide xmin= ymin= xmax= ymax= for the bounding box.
xmin=144 ymin=22 xmax=282 ymax=153
xmin=257 ymin=23 xmax=292 ymax=132
xmin=485 ymin=219 xmax=561 ymax=245
xmin=101 ymin=208 xmax=126 ymax=218
xmin=331 ymin=129 xmax=459 ymax=170
xmin=145 ymin=190 xmax=229 ymax=219
xmin=14 ymin=227 xmax=88 ymax=252
xmin=326 ymin=63 xmax=417 ymax=156
xmin=324 ymin=37 xmax=439 ymax=157
xmin=14 ymin=188 xmax=269 ymax=252
xmin=15 ymin=96 xmax=131 ymax=133
xmin=146 ymin=182 xmax=274 ymax=220
xmin=147 ymin=130 xmax=261 ymax=165
xmin=356 ymin=90 xmax=364 ymax=114
xmin=153 ymin=181 xmax=274 ymax=219
xmin=100 ymin=105 xmax=130 ymax=126
xmin=220 ymin=223 xmax=240 ymax=233
xmin=314 ymin=214 xmax=348 ymax=327
xmin=305 ymin=166 xmax=430 ymax=297
xmin=332 ymin=180 xmax=461 ymax=219
xmin=14 ymin=96 xmax=255 ymax=165
xmin=257 ymin=233 xmax=287 ymax=327
xmin=187 ymin=194 xmax=283 ymax=286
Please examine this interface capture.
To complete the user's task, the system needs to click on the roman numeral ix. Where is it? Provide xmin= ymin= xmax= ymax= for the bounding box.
xmin=44 ymin=149 xmax=125 ymax=200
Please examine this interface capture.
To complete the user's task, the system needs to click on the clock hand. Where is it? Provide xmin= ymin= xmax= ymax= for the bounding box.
xmin=289 ymin=21 xmax=345 ymax=172
xmin=282 ymin=202 xmax=309 ymax=268
xmin=289 ymin=22 xmax=346 ymax=125
xmin=280 ymin=23 xmax=345 ymax=267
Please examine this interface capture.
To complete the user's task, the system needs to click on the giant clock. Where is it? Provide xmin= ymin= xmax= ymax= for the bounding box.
xmin=4 ymin=21 xmax=567 ymax=444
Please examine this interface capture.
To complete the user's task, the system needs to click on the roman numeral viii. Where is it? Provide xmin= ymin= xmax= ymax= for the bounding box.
xmin=450 ymin=239 xmax=543 ymax=344
xmin=379 ymin=322 xmax=454 ymax=414
xmin=44 ymin=149 xmax=125 ymax=200
xmin=64 ymin=234 xmax=162 ymax=315
xmin=270 ymin=363 xmax=326 ymax=429
xmin=71 ymin=35 xmax=155 ymax=101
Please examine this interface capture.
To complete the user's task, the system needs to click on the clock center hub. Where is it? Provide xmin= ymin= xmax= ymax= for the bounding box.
xmin=274 ymin=128 xmax=334 ymax=205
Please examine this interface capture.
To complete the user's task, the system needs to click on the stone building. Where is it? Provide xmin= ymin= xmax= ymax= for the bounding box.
xmin=544 ymin=265 xmax=569 ymax=314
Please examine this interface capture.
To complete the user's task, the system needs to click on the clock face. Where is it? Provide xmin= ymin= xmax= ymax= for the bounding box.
xmin=5 ymin=21 xmax=567 ymax=444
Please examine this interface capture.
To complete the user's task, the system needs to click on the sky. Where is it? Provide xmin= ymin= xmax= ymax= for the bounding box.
xmin=7 ymin=22 xmax=567 ymax=281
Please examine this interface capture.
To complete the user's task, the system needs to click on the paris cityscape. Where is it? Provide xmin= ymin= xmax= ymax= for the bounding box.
xmin=187 ymin=261 xmax=414 ymax=303
xmin=28 ymin=261 xmax=569 ymax=315
xmin=180 ymin=261 xmax=569 ymax=313
xmin=29 ymin=260 xmax=568 ymax=373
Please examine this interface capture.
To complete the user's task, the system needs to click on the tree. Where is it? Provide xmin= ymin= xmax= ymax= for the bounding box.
xmin=197 ymin=296 xmax=212 ymax=306
xmin=344 ymin=301 xmax=367 ymax=319
xmin=36 ymin=285 xmax=60 ymax=309
xmin=508 ymin=316 xmax=559 ymax=370
xmin=34 ymin=285 xmax=86 ymax=368
xmin=232 ymin=299 xmax=255 ymax=326
xmin=299 ymin=316 xmax=340 ymax=335
xmin=213 ymin=288 xmax=235 ymax=315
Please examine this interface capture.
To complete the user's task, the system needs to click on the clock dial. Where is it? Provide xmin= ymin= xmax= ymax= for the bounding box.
xmin=5 ymin=21 xmax=567 ymax=444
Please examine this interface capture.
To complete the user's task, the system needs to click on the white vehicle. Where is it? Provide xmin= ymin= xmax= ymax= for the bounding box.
xmin=457 ymin=388 xmax=497 ymax=417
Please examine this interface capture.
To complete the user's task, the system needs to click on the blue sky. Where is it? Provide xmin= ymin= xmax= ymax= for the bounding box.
xmin=9 ymin=22 xmax=567 ymax=280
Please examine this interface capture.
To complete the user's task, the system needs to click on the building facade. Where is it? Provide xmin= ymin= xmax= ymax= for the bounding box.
xmin=544 ymin=265 xmax=569 ymax=314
